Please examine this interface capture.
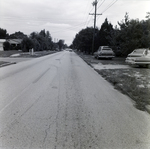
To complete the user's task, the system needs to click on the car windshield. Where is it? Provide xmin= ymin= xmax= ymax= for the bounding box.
xmin=103 ymin=48 xmax=111 ymax=51
xmin=132 ymin=49 xmax=145 ymax=54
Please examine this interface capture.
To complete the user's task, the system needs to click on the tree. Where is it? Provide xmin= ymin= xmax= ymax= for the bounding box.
xmin=9 ymin=31 xmax=27 ymax=39
xmin=21 ymin=37 xmax=34 ymax=52
xmin=73 ymin=27 xmax=97 ymax=54
xmin=95 ymin=18 xmax=114 ymax=50
xmin=146 ymin=12 xmax=150 ymax=20
xmin=39 ymin=29 xmax=46 ymax=37
xmin=141 ymin=14 xmax=150 ymax=48
xmin=58 ymin=40 xmax=64 ymax=50
xmin=45 ymin=31 xmax=53 ymax=50
xmin=72 ymin=13 xmax=150 ymax=56
xmin=0 ymin=28 xmax=8 ymax=39
xmin=30 ymin=30 xmax=53 ymax=51
xmin=3 ymin=41 xmax=10 ymax=51
xmin=113 ymin=12 xmax=150 ymax=56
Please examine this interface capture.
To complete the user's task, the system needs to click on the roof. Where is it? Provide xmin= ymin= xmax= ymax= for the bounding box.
xmin=0 ymin=39 xmax=22 ymax=44
xmin=7 ymin=39 xmax=22 ymax=44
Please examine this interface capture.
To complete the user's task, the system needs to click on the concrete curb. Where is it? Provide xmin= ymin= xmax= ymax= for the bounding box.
xmin=0 ymin=62 xmax=16 ymax=67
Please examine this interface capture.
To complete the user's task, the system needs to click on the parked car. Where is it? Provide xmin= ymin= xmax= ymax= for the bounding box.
xmin=125 ymin=48 xmax=150 ymax=67
xmin=94 ymin=46 xmax=115 ymax=59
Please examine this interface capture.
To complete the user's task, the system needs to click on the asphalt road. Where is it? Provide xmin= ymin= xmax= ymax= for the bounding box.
xmin=0 ymin=51 xmax=150 ymax=149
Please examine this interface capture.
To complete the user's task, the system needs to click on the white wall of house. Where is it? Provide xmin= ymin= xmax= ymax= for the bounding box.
xmin=0 ymin=39 xmax=6 ymax=51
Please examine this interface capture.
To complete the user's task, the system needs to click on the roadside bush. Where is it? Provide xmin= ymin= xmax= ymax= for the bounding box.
xmin=21 ymin=37 xmax=34 ymax=52
xmin=3 ymin=41 xmax=10 ymax=51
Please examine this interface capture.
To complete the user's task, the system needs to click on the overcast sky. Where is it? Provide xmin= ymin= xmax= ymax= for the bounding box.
xmin=0 ymin=0 xmax=150 ymax=45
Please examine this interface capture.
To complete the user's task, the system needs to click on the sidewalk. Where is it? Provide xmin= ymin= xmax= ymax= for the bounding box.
xmin=91 ymin=63 xmax=130 ymax=69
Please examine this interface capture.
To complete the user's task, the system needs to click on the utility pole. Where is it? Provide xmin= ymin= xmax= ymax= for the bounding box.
xmin=89 ymin=0 xmax=102 ymax=54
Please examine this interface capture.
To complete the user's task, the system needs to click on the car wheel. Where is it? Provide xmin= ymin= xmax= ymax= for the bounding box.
xmin=145 ymin=64 xmax=150 ymax=68
xmin=139 ymin=64 xmax=149 ymax=68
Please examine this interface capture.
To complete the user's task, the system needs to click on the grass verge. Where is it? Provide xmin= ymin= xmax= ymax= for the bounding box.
xmin=0 ymin=50 xmax=23 ymax=57
xmin=95 ymin=69 xmax=150 ymax=111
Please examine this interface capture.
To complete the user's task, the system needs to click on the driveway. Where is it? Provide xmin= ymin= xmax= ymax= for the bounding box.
xmin=92 ymin=63 xmax=130 ymax=69
xmin=0 ymin=57 xmax=34 ymax=63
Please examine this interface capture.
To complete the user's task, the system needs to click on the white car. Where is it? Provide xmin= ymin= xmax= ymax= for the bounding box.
xmin=94 ymin=46 xmax=115 ymax=59
xmin=125 ymin=48 xmax=150 ymax=67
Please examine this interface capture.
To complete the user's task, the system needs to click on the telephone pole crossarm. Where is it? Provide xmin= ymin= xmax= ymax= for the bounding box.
xmin=89 ymin=13 xmax=102 ymax=15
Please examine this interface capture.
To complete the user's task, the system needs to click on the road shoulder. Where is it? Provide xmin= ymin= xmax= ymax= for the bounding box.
xmin=77 ymin=52 xmax=150 ymax=114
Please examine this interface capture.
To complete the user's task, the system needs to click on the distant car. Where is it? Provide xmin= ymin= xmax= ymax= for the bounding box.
xmin=65 ymin=48 xmax=72 ymax=52
xmin=125 ymin=48 xmax=150 ymax=67
xmin=94 ymin=46 xmax=115 ymax=59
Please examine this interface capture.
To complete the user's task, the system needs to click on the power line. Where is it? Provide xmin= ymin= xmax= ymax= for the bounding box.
xmin=101 ymin=0 xmax=118 ymax=14
xmin=84 ymin=15 xmax=94 ymax=27
xmin=96 ymin=0 xmax=119 ymax=26
xmin=97 ymin=0 xmax=106 ymax=9
xmin=83 ymin=0 xmax=95 ymax=28
xmin=51 ymin=21 xmax=89 ymax=34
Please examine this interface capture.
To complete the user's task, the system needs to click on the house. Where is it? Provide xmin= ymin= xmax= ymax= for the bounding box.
xmin=0 ymin=39 xmax=22 ymax=51
xmin=7 ymin=39 xmax=22 ymax=46
xmin=0 ymin=39 xmax=6 ymax=51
